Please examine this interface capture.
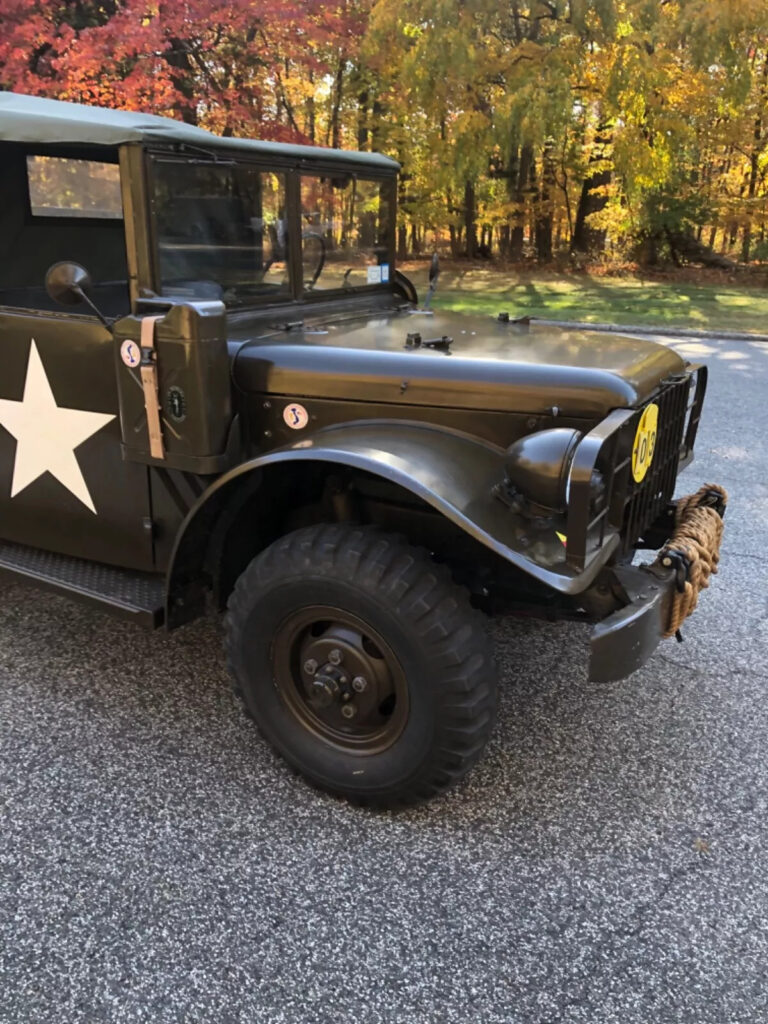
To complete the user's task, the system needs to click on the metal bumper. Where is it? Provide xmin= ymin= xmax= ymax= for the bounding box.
xmin=588 ymin=565 xmax=676 ymax=683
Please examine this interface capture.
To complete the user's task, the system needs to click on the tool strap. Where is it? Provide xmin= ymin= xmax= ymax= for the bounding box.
xmin=139 ymin=316 xmax=165 ymax=460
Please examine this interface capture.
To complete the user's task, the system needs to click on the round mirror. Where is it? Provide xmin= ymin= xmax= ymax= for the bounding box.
xmin=45 ymin=261 xmax=93 ymax=306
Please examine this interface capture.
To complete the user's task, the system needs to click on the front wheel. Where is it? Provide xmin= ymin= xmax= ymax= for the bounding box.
xmin=224 ymin=525 xmax=497 ymax=807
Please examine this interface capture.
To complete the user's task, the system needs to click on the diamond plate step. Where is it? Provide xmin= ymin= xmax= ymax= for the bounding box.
xmin=0 ymin=541 xmax=165 ymax=627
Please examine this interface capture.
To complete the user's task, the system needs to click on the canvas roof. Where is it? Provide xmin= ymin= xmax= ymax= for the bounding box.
xmin=0 ymin=91 xmax=399 ymax=171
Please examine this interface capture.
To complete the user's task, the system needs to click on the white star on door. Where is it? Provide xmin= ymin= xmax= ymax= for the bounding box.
xmin=0 ymin=340 xmax=115 ymax=514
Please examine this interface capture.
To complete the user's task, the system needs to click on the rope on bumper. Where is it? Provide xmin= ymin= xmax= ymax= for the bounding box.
xmin=658 ymin=483 xmax=728 ymax=638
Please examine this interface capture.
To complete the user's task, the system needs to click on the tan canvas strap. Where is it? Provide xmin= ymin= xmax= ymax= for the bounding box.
xmin=139 ymin=316 xmax=165 ymax=460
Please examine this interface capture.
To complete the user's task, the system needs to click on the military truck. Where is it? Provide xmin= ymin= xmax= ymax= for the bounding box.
xmin=0 ymin=92 xmax=724 ymax=807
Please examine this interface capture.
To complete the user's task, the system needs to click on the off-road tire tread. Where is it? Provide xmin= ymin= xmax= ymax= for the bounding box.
xmin=224 ymin=524 xmax=497 ymax=807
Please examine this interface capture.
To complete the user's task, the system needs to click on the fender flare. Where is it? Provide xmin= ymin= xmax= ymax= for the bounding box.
xmin=165 ymin=420 xmax=618 ymax=625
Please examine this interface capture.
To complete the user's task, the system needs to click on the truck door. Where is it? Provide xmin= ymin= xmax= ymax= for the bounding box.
xmin=0 ymin=146 xmax=154 ymax=571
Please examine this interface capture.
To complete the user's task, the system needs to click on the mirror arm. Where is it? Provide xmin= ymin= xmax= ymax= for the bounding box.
xmin=73 ymin=287 xmax=112 ymax=330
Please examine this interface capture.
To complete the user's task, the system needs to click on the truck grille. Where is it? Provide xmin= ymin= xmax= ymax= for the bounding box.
xmin=620 ymin=376 xmax=692 ymax=552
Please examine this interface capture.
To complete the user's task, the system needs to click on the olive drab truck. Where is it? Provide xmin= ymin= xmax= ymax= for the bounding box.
xmin=0 ymin=93 xmax=726 ymax=807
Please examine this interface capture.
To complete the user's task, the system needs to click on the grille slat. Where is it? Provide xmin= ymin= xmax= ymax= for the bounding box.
xmin=620 ymin=377 xmax=690 ymax=553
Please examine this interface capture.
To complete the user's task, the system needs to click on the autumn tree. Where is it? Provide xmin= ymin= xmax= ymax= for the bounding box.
xmin=1 ymin=0 xmax=766 ymax=265
xmin=0 ymin=0 xmax=370 ymax=140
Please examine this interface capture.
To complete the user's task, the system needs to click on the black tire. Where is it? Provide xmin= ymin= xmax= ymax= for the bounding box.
xmin=224 ymin=524 xmax=497 ymax=807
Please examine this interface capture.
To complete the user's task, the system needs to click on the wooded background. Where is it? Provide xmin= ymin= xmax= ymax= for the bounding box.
xmin=1 ymin=1 xmax=767 ymax=267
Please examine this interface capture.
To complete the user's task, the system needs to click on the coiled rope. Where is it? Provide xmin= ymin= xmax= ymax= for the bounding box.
xmin=657 ymin=483 xmax=728 ymax=638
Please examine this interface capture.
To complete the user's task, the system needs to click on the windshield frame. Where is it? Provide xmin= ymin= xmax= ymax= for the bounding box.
xmin=145 ymin=148 xmax=398 ymax=310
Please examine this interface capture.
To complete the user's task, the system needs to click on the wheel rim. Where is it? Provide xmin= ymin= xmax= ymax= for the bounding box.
xmin=271 ymin=605 xmax=410 ymax=754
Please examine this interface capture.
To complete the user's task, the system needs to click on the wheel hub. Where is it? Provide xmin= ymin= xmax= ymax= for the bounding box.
xmin=272 ymin=607 xmax=409 ymax=753
xmin=299 ymin=628 xmax=379 ymax=715
xmin=309 ymin=672 xmax=341 ymax=708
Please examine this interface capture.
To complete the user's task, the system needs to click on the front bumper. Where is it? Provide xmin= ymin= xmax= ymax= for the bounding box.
xmin=589 ymin=480 xmax=727 ymax=683
xmin=588 ymin=564 xmax=679 ymax=683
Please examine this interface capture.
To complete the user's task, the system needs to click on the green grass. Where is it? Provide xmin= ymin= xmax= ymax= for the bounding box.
xmin=404 ymin=265 xmax=768 ymax=333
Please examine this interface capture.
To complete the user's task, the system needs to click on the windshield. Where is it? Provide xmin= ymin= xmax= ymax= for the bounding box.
xmin=152 ymin=160 xmax=289 ymax=307
xmin=301 ymin=175 xmax=392 ymax=292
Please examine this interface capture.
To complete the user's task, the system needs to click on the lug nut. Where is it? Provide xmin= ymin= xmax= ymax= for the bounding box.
xmin=340 ymin=704 xmax=357 ymax=719
xmin=352 ymin=676 xmax=368 ymax=693
xmin=303 ymin=659 xmax=318 ymax=675
xmin=328 ymin=648 xmax=343 ymax=666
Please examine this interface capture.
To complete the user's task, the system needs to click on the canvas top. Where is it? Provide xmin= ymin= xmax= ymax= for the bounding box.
xmin=0 ymin=91 xmax=399 ymax=171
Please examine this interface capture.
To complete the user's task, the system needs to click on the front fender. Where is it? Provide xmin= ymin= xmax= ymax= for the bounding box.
xmin=166 ymin=420 xmax=619 ymax=625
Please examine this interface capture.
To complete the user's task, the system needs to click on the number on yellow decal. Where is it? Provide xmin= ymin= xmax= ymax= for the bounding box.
xmin=632 ymin=402 xmax=659 ymax=483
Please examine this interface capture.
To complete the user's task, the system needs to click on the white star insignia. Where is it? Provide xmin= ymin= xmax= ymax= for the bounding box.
xmin=0 ymin=340 xmax=115 ymax=514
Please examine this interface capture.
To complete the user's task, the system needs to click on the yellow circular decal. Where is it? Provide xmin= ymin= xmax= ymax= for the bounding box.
xmin=632 ymin=403 xmax=659 ymax=483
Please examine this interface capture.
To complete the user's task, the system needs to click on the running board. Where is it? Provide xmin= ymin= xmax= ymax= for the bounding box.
xmin=0 ymin=541 xmax=165 ymax=627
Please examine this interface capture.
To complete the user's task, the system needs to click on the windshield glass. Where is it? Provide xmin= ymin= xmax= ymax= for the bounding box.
xmin=152 ymin=160 xmax=289 ymax=307
xmin=300 ymin=175 xmax=392 ymax=292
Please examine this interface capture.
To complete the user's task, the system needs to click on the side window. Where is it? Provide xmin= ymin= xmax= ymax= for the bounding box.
xmin=0 ymin=145 xmax=129 ymax=318
xmin=27 ymin=156 xmax=123 ymax=219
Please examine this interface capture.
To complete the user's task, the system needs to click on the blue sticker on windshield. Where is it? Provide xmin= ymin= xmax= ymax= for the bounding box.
xmin=381 ymin=263 xmax=390 ymax=283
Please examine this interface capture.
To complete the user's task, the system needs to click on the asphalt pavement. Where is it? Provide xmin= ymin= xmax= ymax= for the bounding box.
xmin=2 ymin=335 xmax=768 ymax=1023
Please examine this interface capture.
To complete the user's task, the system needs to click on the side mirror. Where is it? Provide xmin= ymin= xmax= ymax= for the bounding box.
xmin=45 ymin=261 xmax=110 ymax=328
xmin=45 ymin=261 xmax=93 ymax=306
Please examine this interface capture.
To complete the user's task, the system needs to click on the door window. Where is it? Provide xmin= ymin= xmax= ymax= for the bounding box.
xmin=0 ymin=146 xmax=129 ymax=317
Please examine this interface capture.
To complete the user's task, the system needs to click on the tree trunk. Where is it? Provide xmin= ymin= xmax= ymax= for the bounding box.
xmin=741 ymin=58 xmax=767 ymax=263
xmin=326 ymin=54 xmax=345 ymax=149
xmin=446 ymin=187 xmax=461 ymax=256
xmin=165 ymin=38 xmax=199 ymax=124
xmin=397 ymin=225 xmax=407 ymax=260
xmin=509 ymin=144 xmax=532 ymax=261
xmin=535 ymin=143 xmax=555 ymax=261
xmin=571 ymin=127 xmax=611 ymax=255
xmin=498 ymin=224 xmax=510 ymax=258
xmin=357 ymin=88 xmax=369 ymax=151
xmin=397 ymin=177 xmax=408 ymax=259
xmin=306 ymin=68 xmax=316 ymax=144
xmin=464 ymin=179 xmax=477 ymax=259
xmin=371 ymin=99 xmax=384 ymax=155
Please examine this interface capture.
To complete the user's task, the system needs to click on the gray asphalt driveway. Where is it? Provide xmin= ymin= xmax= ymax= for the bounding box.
xmin=1 ymin=336 xmax=767 ymax=1024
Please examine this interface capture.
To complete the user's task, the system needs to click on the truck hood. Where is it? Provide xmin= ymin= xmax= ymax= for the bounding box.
xmin=231 ymin=309 xmax=686 ymax=418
